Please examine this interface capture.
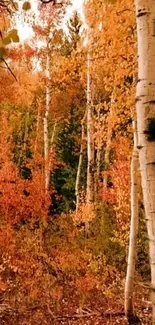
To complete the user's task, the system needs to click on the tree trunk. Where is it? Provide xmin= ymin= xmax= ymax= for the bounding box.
xmin=75 ymin=112 xmax=86 ymax=212
xmin=125 ymin=120 xmax=139 ymax=324
xmin=135 ymin=1 xmax=155 ymax=323
xmin=103 ymin=98 xmax=114 ymax=188
xmin=47 ymin=120 xmax=57 ymax=188
xmin=34 ymin=98 xmax=41 ymax=156
xmin=94 ymin=107 xmax=102 ymax=197
xmin=86 ymin=52 xmax=94 ymax=204
xmin=44 ymin=53 xmax=50 ymax=191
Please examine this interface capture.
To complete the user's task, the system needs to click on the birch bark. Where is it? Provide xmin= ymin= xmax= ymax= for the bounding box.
xmin=103 ymin=104 xmax=113 ymax=188
xmin=94 ymin=108 xmax=102 ymax=197
xmin=44 ymin=53 xmax=50 ymax=191
xmin=125 ymin=120 xmax=139 ymax=323
xmin=135 ymin=0 xmax=155 ymax=322
xmin=86 ymin=52 xmax=94 ymax=204
xmin=75 ymin=112 xmax=86 ymax=212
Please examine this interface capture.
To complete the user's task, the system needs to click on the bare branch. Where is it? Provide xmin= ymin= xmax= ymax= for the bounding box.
xmin=1 ymin=58 xmax=17 ymax=81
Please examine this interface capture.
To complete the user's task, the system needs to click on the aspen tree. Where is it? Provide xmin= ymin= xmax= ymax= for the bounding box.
xmin=135 ymin=0 xmax=155 ymax=322
xmin=125 ymin=120 xmax=139 ymax=324
xmin=103 ymin=98 xmax=114 ymax=188
xmin=75 ymin=112 xmax=86 ymax=212
xmin=86 ymin=52 xmax=94 ymax=204
xmin=94 ymin=107 xmax=102 ymax=196
xmin=43 ymin=53 xmax=57 ymax=191
xmin=44 ymin=52 xmax=50 ymax=191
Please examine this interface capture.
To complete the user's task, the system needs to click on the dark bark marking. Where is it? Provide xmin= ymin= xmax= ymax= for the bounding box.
xmin=153 ymin=20 xmax=155 ymax=36
xmin=144 ymin=118 xmax=155 ymax=142
xmin=144 ymin=100 xmax=155 ymax=104
xmin=137 ymin=12 xmax=148 ymax=18
xmin=135 ymin=97 xmax=141 ymax=103
xmin=146 ymin=162 xmax=155 ymax=165
xmin=137 ymin=145 xmax=143 ymax=150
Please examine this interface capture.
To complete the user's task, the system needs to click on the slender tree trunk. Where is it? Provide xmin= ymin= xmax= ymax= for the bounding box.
xmin=23 ymin=111 xmax=29 ymax=151
xmin=103 ymin=101 xmax=113 ymax=188
xmin=94 ymin=108 xmax=102 ymax=197
xmin=135 ymin=1 xmax=155 ymax=323
xmin=95 ymin=145 xmax=101 ymax=193
xmin=47 ymin=120 xmax=57 ymax=188
xmin=34 ymin=98 xmax=41 ymax=156
xmin=86 ymin=52 xmax=94 ymax=204
xmin=103 ymin=128 xmax=112 ymax=188
xmin=44 ymin=53 xmax=50 ymax=191
xmin=125 ymin=120 xmax=139 ymax=324
xmin=75 ymin=112 xmax=86 ymax=212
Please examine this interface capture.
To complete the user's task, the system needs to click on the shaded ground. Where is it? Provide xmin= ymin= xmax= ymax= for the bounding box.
xmin=0 ymin=287 xmax=152 ymax=325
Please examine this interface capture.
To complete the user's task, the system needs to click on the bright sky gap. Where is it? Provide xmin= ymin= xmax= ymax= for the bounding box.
xmin=16 ymin=0 xmax=84 ymax=41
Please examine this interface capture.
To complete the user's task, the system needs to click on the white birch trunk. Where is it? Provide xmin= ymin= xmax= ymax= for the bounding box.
xmin=34 ymin=98 xmax=41 ymax=156
xmin=44 ymin=53 xmax=50 ymax=191
xmin=75 ymin=113 xmax=86 ymax=212
xmin=135 ymin=1 xmax=155 ymax=322
xmin=95 ymin=145 xmax=101 ymax=194
xmin=94 ymin=108 xmax=101 ymax=197
xmin=103 ymin=101 xmax=113 ymax=188
xmin=86 ymin=52 xmax=94 ymax=204
xmin=23 ymin=111 xmax=29 ymax=151
xmin=103 ymin=126 xmax=112 ymax=188
xmin=47 ymin=120 xmax=57 ymax=188
xmin=125 ymin=120 xmax=139 ymax=323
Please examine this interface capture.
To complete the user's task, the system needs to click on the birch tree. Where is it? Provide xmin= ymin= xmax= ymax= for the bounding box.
xmin=86 ymin=52 xmax=94 ymax=204
xmin=103 ymin=97 xmax=114 ymax=189
xmin=135 ymin=0 xmax=155 ymax=322
xmin=44 ymin=52 xmax=50 ymax=191
xmin=44 ymin=52 xmax=57 ymax=191
xmin=75 ymin=112 xmax=86 ymax=212
xmin=125 ymin=120 xmax=139 ymax=324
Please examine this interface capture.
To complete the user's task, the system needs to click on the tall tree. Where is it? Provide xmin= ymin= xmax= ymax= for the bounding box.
xmin=135 ymin=0 xmax=155 ymax=323
xmin=86 ymin=52 xmax=94 ymax=205
xmin=125 ymin=119 xmax=139 ymax=324
xmin=75 ymin=112 xmax=86 ymax=212
xmin=44 ymin=52 xmax=50 ymax=191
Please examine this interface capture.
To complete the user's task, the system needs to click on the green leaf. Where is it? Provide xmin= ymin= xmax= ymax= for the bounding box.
xmin=3 ymin=36 xmax=12 ymax=45
xmin=0 ymin=47 xmax=6 ymax=59
xmin=22 ymin=2 xmax=31 ymax=11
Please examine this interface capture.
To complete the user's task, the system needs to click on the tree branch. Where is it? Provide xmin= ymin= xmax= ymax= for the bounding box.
xmin=1 ymin=58 xmax=17 ymax=81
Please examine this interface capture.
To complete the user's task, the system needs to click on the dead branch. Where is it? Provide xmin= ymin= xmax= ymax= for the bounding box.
xmin=48 ymin=310 xmax=125 ymax=320
xmin=1 ymin=58 xmax=17 ymax=81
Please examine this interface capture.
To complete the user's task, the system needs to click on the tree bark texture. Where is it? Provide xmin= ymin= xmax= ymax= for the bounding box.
xmin=44 ymin=53 xmax=50 ymax=191
xmin=135 ymin=0 xmax=155 ymax=322
xmin=125 ymin=120 xmax=139 ymax=323
xmin=75 ymin=112 xmax=86 ymax=212
xmin=86 ymin=52 xmax=94 ymax=204
xmin=103 ymin=102 xmax=113 ymax=188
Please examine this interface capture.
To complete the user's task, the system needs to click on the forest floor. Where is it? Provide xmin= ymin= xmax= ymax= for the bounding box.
xmin=50 ymin=296 xmax=152 ymax=325
xmin=1 ymin=289 xmax=152 ymax=325
xmin=2 ymin=285 xmax=151 ymax=325
xmin=47 ymin=280 xmax=152 ymax=325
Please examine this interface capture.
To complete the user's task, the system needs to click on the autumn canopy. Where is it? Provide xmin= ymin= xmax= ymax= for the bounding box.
xmin=0 ymin=0 xmax=154 ymax=324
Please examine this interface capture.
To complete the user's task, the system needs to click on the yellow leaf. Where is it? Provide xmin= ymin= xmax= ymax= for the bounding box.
xmin=0 ymin=47 xmax=6 ymax=59
xmin=13 ymin=2 xmax=19 ymax=10
xmin=9 ymin=29 xmax=19 ymax=43
xmin=3 ymin=36 xmax=12 ymax=45
xmin=22 ymin=2 xmax=31 ymax=11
